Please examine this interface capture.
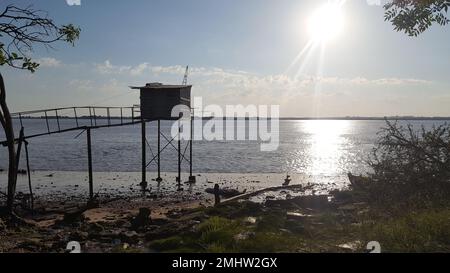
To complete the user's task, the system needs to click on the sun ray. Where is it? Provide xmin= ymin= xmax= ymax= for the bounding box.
xmin=284 ymin=40 xmax=314 ymax=75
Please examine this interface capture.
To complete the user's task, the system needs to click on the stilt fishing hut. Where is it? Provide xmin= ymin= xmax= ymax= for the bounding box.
xmin=130 ymin=82 xmax=196 ymax=189
xmin=1 ymin=79 xmax=196 ymax=207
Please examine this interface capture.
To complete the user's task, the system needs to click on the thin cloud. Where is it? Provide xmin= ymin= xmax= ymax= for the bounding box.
xmin=36 ymin=57 xmax=62 ymax=68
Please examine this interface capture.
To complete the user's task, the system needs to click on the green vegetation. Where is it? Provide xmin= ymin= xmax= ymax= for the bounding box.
xmin=385 ymin=0 xmax=450 ymax=36
xmin=361 ymin=208 xmax=450 ymax=253
xmin=0 ymin=5 xmax=80 ymax=72
xmin=148 ymin=200 xmax=450 ymax=253
xmin=149 ymin=201 xmax=360 ymax=253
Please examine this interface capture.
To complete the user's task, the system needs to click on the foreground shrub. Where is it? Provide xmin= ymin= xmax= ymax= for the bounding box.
xmin=365 ymin=120 xmax=450 ymax=208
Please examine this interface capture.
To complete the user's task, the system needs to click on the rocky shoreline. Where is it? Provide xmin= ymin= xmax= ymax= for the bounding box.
xmin=0 ymin=171 xmax=354 ymax=253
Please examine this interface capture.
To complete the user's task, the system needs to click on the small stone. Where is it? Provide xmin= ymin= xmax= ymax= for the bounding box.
xmin=244 ymin=217 xmax=257 ymax=224
xmin=338 ymin=241 xmax=362 ymax=252
xmin=130 ymin=208 xmax=152 ymax=230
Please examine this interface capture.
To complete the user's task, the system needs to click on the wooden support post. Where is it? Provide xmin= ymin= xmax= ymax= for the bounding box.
xmin=55 ymin=110 xmax=61 ymax=131
xmin=141 ymin=120 xmax=147 ymax=187
xmin=10 ymin=128 xmax=25 ymax=207
xmin=156 ymin=119 xmax=162 ymax=182
xmin=74 ymin=108 xmax=79 ymax=127
xmin=15 ymin=128 xmax=24 ymax=171
xmin=93 ymin=108 xmax=97 ymax=126
xmin=89 ymin=107 xmax=93 ymax=127
xmin=87 ymin=128 xmax=94 ymax=200
xmin=24 ymin=141 xmax=34 ymax=211
xmin=177 ymin=117 xmax=182 ymax=189
xmin=19 ymin=113 xmax=23 ymax=127
xmin=189 ymin=110 xmax=196 ymax=183
xmin=45 ymin=111 xmax=50 ymax=133
xmin=107 ymin=108 xmax=111 ymax=126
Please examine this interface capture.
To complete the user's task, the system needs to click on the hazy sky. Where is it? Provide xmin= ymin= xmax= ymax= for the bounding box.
xmin=1 ymin=0 xmax=450 ymax=117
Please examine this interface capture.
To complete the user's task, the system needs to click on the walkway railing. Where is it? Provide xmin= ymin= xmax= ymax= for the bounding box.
xmin=1 ymin=106 xmax=141 ymax=145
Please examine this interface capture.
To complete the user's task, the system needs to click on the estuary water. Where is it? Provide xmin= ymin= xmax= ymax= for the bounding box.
xmin=0 ymin=119 xmax=448 ymax=177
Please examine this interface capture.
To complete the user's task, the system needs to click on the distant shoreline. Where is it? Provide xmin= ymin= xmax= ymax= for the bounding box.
xmin=12 ymin=116 xmax=450 ymax=121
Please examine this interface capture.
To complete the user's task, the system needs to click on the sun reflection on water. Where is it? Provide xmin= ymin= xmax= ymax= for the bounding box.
xmin=301 ymin=120 xmax=350 ymax=176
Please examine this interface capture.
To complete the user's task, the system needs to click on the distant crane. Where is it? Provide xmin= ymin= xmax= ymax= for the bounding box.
xmin=182 ymin=65 xmax=189 ymax=85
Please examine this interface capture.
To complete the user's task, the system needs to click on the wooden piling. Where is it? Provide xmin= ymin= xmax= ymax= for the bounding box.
xmin=141 ymin=120 xmax=147 ymax=185
xmin=24 ymin=141 xmax=34 ymax=211
xmin=11 ymin=128 xmax=25 ymax=205
xmin=87 ymin=128 xmax=94 ymax=200
xmin=189 ymin=110 xmax=195 ymax=183
xmin=157 ymin=119 xmax=162 ymax=182
xmin=177 ymin=117 xmax=181 ymax=187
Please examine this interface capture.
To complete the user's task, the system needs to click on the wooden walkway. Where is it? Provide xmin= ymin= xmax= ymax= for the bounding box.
xmin=1 ymin=106 xmax=141 ymax=145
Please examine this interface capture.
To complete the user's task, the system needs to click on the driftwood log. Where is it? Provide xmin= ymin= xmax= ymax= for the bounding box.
xmin=221 ymin=184 xmax=305 ymax=204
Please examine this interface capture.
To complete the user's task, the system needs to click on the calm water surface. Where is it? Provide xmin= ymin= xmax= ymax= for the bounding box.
xmin=0 ymin=119 xmax=448 ymax=176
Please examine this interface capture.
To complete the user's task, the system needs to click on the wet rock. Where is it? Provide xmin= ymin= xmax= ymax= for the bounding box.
xmin=151 ymin=218 xmax=170 ymax=226
xmin=145 ymin=222 xmax=187 ymax=241
xmin=91 ymin=230 xmax=124 ymax=243
xmin=114 ymin=219 xmax=129 ymax=227
xmin=120 ymin=231 xmax=139 ymax=244
xmin=131 ymin=208 xmax=152 ymax=230
xmin=55 ymin=208 xmax=87 ymax=227
xmin=70 ymin=231 xmax=89 ymax=241
xmin=88 ymin=222 xmax=105 ymax=233
xmin=147 ymin=194 xmax=158 ymax=200
xmin=17 ymin=238 xmax=44 ymax=251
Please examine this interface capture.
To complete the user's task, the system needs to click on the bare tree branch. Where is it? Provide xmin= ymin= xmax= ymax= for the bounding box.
xmin=0 ymin=4 xmax=80 ymax=72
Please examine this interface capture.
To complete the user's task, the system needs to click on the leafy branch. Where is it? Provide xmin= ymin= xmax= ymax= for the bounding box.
xmin=0 ymin=4 xmax=81 ymax=72
xmin=384 ymin=0 xmax=450 ymax=36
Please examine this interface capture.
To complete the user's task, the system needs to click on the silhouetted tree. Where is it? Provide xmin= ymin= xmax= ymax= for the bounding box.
xmin=0 ymin=4 xmax=80 ymax=213
xmin=385 ymin=0 xmax=450 ymax=36
xmin=367 ymin=120 xmax=450 ymax=208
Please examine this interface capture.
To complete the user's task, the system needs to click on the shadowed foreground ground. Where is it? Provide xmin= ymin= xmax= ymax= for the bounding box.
xmin=1 ymin=180 xmax=449 ymax=253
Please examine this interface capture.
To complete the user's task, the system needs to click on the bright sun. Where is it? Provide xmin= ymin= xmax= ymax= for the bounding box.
xmin=308 ymin=2 xmax=345 ymax=43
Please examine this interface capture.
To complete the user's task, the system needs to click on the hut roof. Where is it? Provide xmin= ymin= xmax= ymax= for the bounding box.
xmin=130 ymin=82 xmax=192 ymax=90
